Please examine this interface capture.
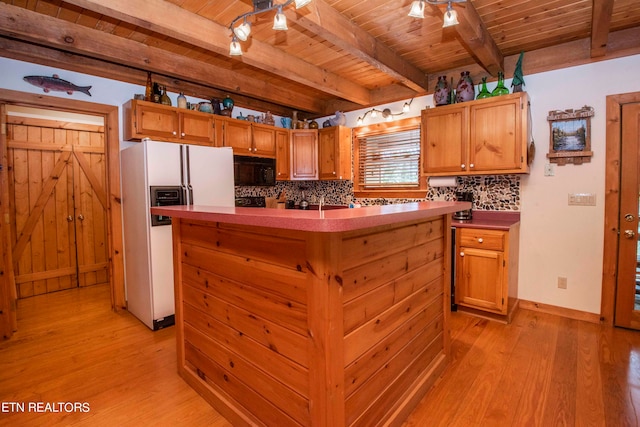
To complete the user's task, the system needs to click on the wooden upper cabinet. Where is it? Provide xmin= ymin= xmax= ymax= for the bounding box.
xmin=180 ymin=112 xmax=215 ymax=144
xmin=251 ymin=123 xmax=277 ymax=157
xmin=422 ymin=92 xmax=530 ymax=176
xmin=318 ymin=126 xmax=352 ymax=180
xmin=290 ymin=130 xmax=318 ymax=180
xmin=219 ymin=118 xmax=252 ymax=153
xmin=123 ymin=99 xmax=214 ymax=146
xmin=215 ymin=117 xmax=277 ymax=158
xmin=421 ymin=107 xmax=467 ymax=174
xmin=275 ymin=129 xmax=290 ymax=181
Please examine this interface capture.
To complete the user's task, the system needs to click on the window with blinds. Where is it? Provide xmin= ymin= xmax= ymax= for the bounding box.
xmin=357 ymin=127 xmax=421 ymax=188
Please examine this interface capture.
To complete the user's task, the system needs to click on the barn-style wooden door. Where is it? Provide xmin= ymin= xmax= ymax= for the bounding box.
xmin=7 ymin=117 xmax=109 ymax=298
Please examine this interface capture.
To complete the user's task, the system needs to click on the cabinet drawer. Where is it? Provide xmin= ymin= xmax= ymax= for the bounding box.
xmin=459 ymin=228 xmax=505 ymax=251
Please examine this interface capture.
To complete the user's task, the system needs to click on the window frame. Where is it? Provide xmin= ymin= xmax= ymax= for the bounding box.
xmin=353 ymin=116 xmax=427 ymax=198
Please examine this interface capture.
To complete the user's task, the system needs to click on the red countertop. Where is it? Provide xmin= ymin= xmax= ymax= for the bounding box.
xmin=151 ymin=201 xmax=471 ymax=233
xmin=451 ymin=210 xmax=520 ymax=230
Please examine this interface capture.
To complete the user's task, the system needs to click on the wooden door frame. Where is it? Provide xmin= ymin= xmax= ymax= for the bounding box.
xmin=601 ymin=91 xmax=640 ymax=326
xmin=0 ymin=88 xmax=125 ymax=339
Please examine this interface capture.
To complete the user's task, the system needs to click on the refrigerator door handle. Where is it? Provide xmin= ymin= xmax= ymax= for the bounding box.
xmin=186 ymin=145 xmax=194 ymax=205
xmin=180 ymin=145 xmax=188 ymax=204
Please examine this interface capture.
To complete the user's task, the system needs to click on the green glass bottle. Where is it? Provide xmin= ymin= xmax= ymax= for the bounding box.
xmin=491 ymin=71 xmax=509 ymax=96
xmin=476 ymin=77 xmax=491 ymax=99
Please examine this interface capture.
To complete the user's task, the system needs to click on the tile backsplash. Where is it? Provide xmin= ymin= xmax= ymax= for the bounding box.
xmin=236 ymin=175 xmax=520 ymax=210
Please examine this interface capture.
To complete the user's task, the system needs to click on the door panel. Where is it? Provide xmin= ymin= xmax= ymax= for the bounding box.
xmin=615 ymin=103 xmax=640 ymax=328
xmin=73 ymin=135 xmax=109 ymax=288
xmin=8 ymin=125 xmax=77 ymax=297
xmin=7 ymin=120 xmax=108 ymax=298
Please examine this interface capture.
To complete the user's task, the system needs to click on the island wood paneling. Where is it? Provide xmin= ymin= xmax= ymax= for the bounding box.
xmin=171 ymin=215 xmax=450 ymax=426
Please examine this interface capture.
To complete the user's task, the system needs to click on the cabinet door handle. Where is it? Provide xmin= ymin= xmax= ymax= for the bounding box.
xmin=477 ymin=238 xmax=483 ymax=243
xmin=460 ymin=252 xmax=464 ymax=257
xmin=470 ymin=163 xmax=475 ymax=168
xmin=181 ymin=132 xmax=186 ymax=137
xmin=461 ymin=164 xmax=465 ymax=169
xmin=173 ymin=131 xmax=177 ymax=136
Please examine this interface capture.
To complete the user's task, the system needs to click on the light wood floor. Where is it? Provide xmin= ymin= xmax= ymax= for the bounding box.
xmin=1 ymin=285 xmax=639 ymax=426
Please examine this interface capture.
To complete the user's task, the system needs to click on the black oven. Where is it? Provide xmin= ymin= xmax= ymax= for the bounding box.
xmin=233 ymin=155 xmax=276 ymax=186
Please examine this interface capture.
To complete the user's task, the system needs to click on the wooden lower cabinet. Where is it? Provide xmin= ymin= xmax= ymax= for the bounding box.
xmin=455 ymin=225 xmax=520 ymax=322
xmin=171 ymin=216 xmax=451 ymax=426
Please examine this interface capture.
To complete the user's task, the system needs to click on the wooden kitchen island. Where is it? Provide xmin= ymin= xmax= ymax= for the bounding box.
xmin=151 ymin=201 xmax=467 ymax=427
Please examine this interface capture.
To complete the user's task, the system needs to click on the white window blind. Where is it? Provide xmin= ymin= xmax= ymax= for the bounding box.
xmin=357 ymin=128 xmax=421 ymax=188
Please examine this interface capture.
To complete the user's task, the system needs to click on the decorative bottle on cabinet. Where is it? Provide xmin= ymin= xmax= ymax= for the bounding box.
xmin=144 ymin=72 xmax=153 ymax=102
xmin=177 ymin=92 xmax=187 ymax=109
xmin=160 ymin=86 xmax=172 ymax=106
xmin=491 ymin=71 xmax=509 ymax=96
xmin=455 ymin=71 xmax=475 ymax=102
xmin=476 ymin=77 xmax=491 ymax=99
xmin=433 ymin=76 xmax=450 ymax=106
xmin=152 ymin=82 xmax=161 ymax=103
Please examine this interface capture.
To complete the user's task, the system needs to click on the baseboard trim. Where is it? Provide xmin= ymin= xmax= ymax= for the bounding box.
xmin=519 ymin=300 xmax=601 ymax=324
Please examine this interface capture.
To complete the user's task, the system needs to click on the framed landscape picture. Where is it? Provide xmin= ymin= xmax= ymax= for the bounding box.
xmin=546 ymin=106 xmax=594 ymax=165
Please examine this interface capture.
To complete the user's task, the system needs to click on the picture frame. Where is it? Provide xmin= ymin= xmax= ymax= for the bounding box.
xmin=546 ymin=106 xmax=594 ymax=165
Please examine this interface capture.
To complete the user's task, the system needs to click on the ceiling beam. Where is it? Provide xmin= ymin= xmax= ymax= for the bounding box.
xmin=425 ymin=26 xmax=640 ymax=93
xmin=286 ymin=0 xmax=428 ymax=93
xmin=0 ymin=38 xmax=300 ymax=117
xmin=437 ymin=1 xmax=504 ymax=76
xmin=0 ymin=3 xmax=325 ymax=114
xmin=591 ymin=0 xmax=614 ymax=58
xmin=61 ymin=0 xmax=371 ymax=106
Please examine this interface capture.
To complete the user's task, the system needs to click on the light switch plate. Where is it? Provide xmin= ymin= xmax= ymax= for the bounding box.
xmin=568 ymin=193 xmax=596 ymax=206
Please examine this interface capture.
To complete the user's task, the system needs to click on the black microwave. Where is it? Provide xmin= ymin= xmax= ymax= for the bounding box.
xmin=233 ymin=155 xmax=276 ymax=186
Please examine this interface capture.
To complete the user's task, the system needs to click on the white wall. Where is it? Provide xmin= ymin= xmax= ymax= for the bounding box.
xmin=518 ymin=56 xmax=639 ymax=314
xmin=3 ymin=54 xmax=640 ymax=315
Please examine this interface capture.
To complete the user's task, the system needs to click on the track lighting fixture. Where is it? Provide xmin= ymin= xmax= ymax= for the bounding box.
xmin=229 ymin=0 xmax=313 ymax=56
xmin=356 ymin=99 xmax=414 ymax=126
xmin=408 ymin=0 xmax=465 ymax=27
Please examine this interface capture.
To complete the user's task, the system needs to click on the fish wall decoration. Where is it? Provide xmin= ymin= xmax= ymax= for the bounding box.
xmin=23 ymin=74 xmax=92 ymax=97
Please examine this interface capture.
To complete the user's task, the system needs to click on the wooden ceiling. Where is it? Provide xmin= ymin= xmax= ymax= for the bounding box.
xmin=1 ymin=0 xmax=639 ymax=118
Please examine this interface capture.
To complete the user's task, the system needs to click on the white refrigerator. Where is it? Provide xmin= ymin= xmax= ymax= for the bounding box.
xmin=121 ymin=139 xmax=235 ymax=330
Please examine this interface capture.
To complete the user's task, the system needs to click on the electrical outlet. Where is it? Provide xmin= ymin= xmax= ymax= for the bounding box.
xmin=557 ymin=277 xmax=567 ymax=289
xmin=544 ymin=163 xmax=555 ymax=176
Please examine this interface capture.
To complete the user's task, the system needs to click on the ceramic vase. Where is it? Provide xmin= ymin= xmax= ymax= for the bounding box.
xmin=433 ymin=76 xmax=450 ymax=106
xmin=222 ymin=95 xmax=234 ymax=115
xmin=455 ymin=71 xmax=475 ymax=103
